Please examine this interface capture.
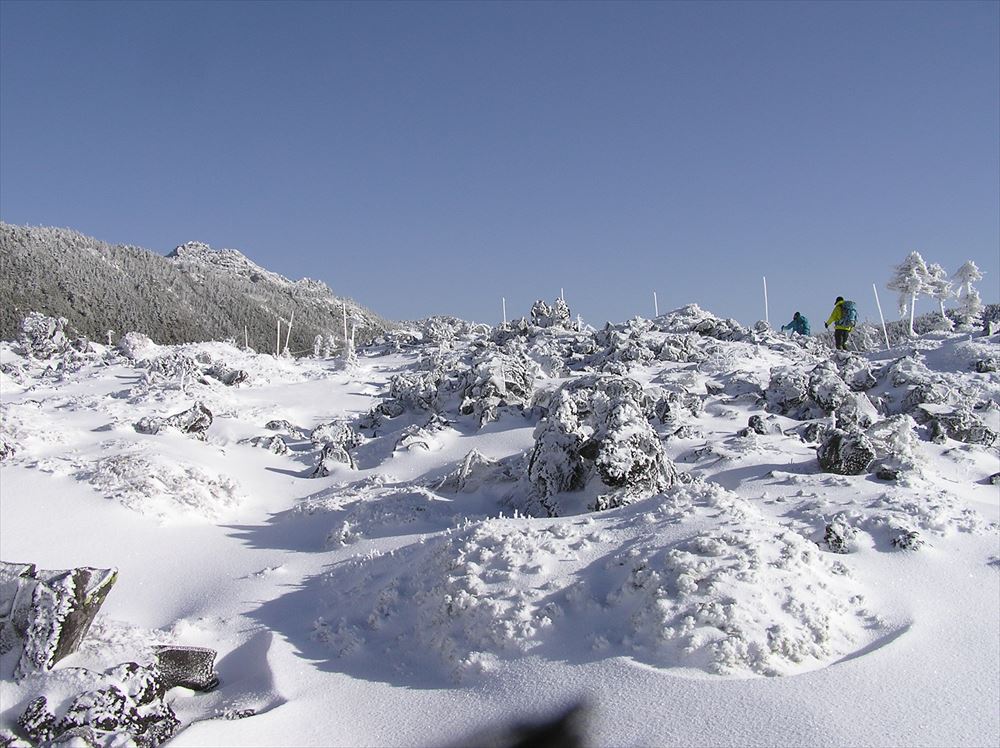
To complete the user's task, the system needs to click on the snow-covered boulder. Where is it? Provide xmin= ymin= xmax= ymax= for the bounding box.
xmin=204 ymin=363 xmax=249 ymax=386
xmin=16 ymin=663 xmax=181 ymax=746
xmin=816 ymin=429 xmax=877 ymax=475
xmin=311 ymin=442 xmax=356 ymax=476
xmin=134 ymin=402 xmax=213 ymax=440
xmin=919 ymin=406 xmax=998 ymax=447
xmin=241 ymin=434 xmax=289 ymax=455
xmin=116 ymin=331 xmax=157 ymax=361
xmin=765 ymin=362 xmax=877 ymax=428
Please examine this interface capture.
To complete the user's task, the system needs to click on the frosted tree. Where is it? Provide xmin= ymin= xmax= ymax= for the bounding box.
xmin=952 ymin=261 xmax=984 ymax=324
xmin=313 ymin=334 xmax=323 ymax=357
xmin=925 ymin=263 xmax=954 ymax=327
xmin=887 ymin=251 xmax=931 ymax=336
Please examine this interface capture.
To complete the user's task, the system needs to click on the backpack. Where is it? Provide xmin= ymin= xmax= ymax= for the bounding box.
xmin=840 ymin=300 xmax=858 ymax=328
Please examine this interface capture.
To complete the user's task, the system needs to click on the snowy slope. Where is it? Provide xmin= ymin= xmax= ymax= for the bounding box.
xmin=0 ymin=306 xmax=997 ymax=747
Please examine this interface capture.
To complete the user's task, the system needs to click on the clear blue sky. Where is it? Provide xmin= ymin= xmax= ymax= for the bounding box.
xmin=2 ymin=0 xmax=997 ymax=326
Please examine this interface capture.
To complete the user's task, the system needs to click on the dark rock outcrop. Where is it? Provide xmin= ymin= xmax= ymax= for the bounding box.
xmin=134 ymin=402 xmax=213 ymax=440
xmin=1 ymin=562 xmax=118 ymax=681
xmin=816 ymin=429 xmax=877 ymax=475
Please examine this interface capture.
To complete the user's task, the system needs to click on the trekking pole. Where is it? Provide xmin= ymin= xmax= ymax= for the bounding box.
xmin=872 ymin=283 xmax=890 ymax=350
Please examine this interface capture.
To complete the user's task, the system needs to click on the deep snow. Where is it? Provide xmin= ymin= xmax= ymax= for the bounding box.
xmin=1 ymin=308 xmax=997 ymax=747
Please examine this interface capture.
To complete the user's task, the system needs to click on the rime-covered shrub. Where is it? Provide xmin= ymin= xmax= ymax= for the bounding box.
xmin=16 ymin=313 xmax=71 ymax=359
xmin=458 ymin=349 xmax=537 ymax=425
xmin=865 ymin=415 xmax=922 ymax=473
xmin=525 ymin=374 xmax=678 ymax=515
xmin=141 ymin=352 xmax=202 ymax=383
xmin=86 ymin=452 xmax=242 ymax=518
xmin=310 ymin=421 xmax=364 ymax=450
xmin=654 ymin=304 xmax=748 ymax=342
xmin=657 ymin=333 xmax=712 ymax=364
xmin=530 ymin=298 xmax=573 ymax=329
xmin=388 ymin=370 xmax=446 ymax=412
xmin=824 ymin=513 xmax=857 ymax=553
xmin=652 ymin=388 xmax=704 ymax=425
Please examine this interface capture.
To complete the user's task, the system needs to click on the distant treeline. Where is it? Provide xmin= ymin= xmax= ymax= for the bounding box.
xmin=0 ymin=223 xmax=390 ymax=352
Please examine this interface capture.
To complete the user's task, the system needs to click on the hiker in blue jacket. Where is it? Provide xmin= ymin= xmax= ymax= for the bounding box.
xmin=825 ymin=297 xmax=857 ymax=350
xmin=781 ymin=312 xmax=810 ymax=336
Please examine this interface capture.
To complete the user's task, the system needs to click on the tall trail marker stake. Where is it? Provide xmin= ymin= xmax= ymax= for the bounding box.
xmin=502 ymin=297 xmax=507 ymax=325
xmin=763 ymin=276 xmax=769 ymax=325
xmin=653 ymin=291 xmax=659 ymax=318
xmin=873 ymin=283 xmax=890 ymax=350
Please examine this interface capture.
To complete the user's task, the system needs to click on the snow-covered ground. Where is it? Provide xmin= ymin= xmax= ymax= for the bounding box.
xmin=1 ymin=307 xmax=997 ymax=747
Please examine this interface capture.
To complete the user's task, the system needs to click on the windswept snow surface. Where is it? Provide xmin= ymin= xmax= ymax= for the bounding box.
xmin=1 ymin=309 xmax=998 ymax=746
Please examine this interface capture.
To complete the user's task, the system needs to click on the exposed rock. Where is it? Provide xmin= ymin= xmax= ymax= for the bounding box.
xmin=987 ymin=473 xmax=1000 ymax=486
xmin=974 ymin=358 xmax=997 ymax=373
xmin=205 ymin=364 xmax=249 ymax=386
xmin=436 ymin=450 xmax=522 ymax=493
xmin=6 ymin=564 xmax=117 ymax=680
xmin=875 ymin=465 xmax=900 ymax=481
xmin=790 ymin=421 xmax=830 ymax=444
xmin=311 ymin=442 xmax=356 ymax=476
xmin=838 ymin=357 xmax=878 ymax=391
xmin=816 ymin=429 xmax=877 ymax=476
xmin=134 ymin=402 xmax=213 ymax=440
xmin=153 ymin=645 xmax=219 ymax=691
xmin=0 ymin=440 xmax=15 ymax=461
xmin=264 ymin=419 xmax=307 ymax=440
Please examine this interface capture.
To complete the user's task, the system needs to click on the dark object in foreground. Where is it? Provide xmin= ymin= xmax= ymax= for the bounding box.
xmin=449 ymin=702 xmax=587 ymax=748
xmin=154 ymin=644 xmax=220 ymax=691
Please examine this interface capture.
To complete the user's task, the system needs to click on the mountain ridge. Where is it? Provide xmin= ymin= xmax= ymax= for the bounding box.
xmin=0 ymin=222 xmax=391 ymax=352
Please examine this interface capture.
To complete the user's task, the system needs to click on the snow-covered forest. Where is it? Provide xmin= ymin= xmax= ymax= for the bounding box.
xmin=0 ymin=223 xmax=389 ymax=354
xmin=1 ymin=269 xmax=997 ymax=745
